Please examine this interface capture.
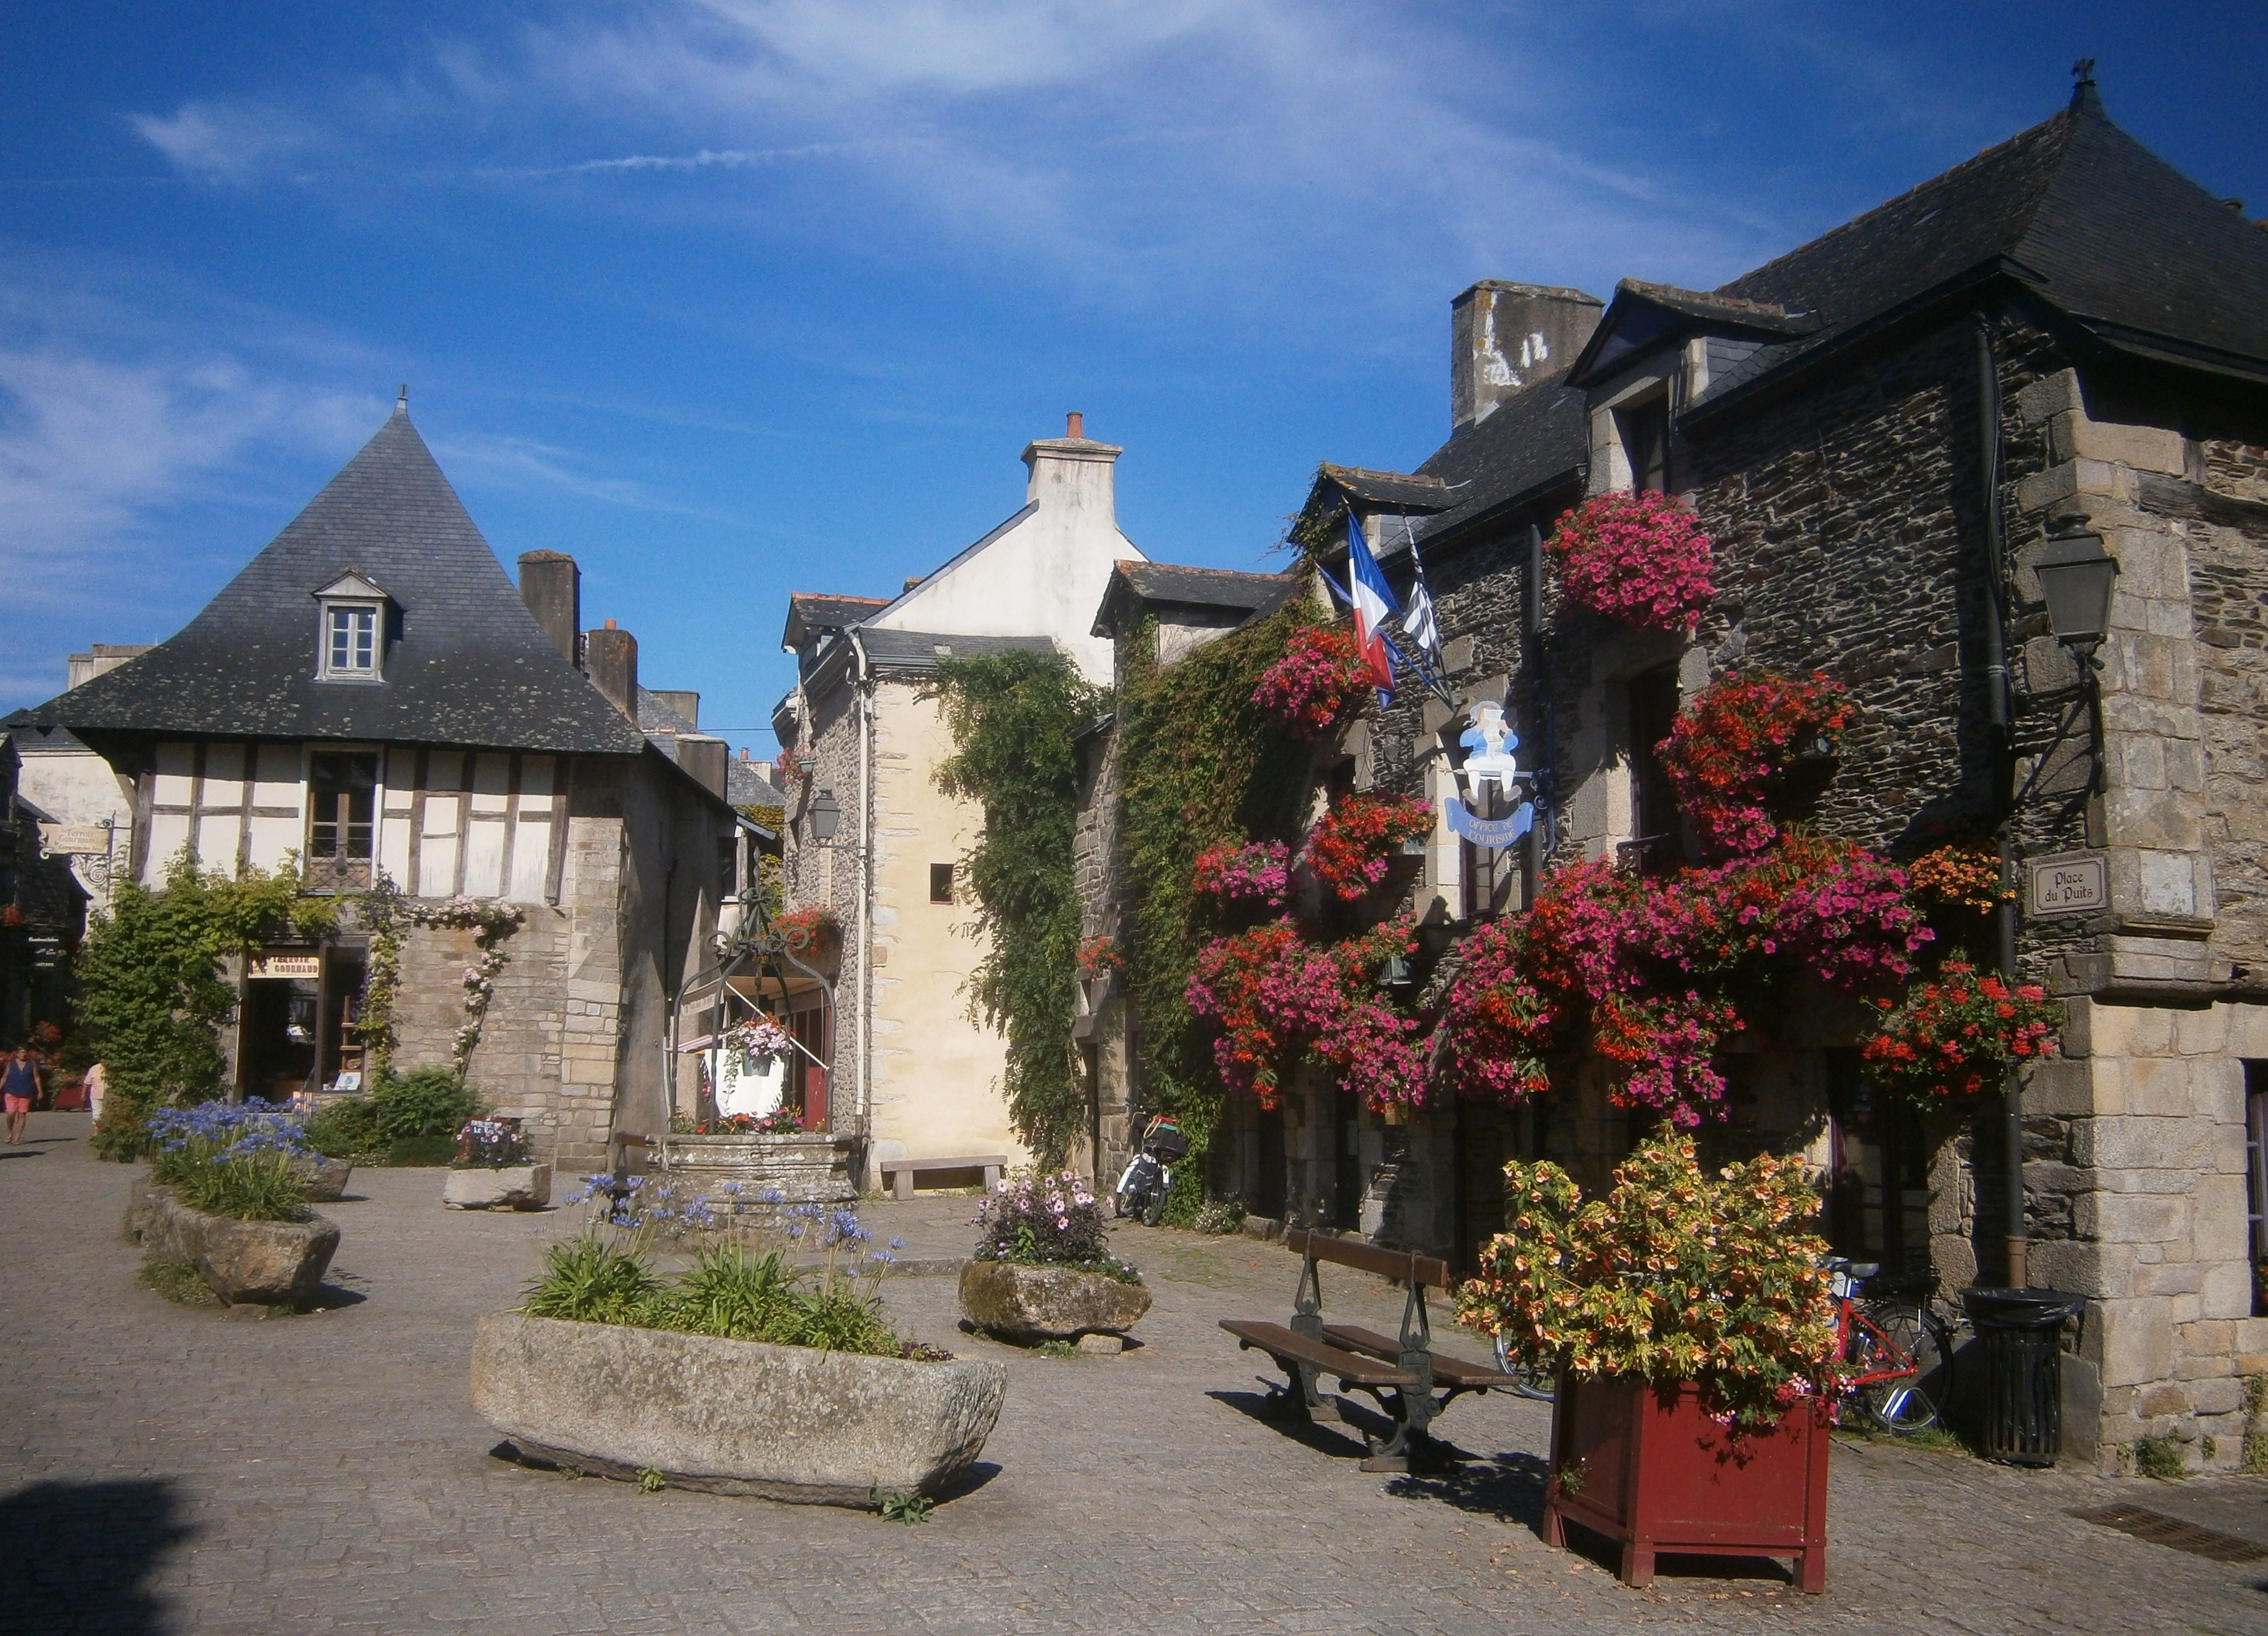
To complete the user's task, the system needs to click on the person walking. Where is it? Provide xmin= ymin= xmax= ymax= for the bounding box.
xmin=81 ymin=1060 xmax=107 ymax=1126
xmin=3 ymin=1045 xmax=41 ymax=1145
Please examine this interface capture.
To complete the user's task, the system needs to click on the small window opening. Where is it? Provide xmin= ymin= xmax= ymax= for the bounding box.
xmin=1620 ymin=664 xmax=1684 ymax=875
xmin=1616 ymin=392 xmax=1671 ymax=493
xmin=930 ymin=863 xmax=955 ymax=904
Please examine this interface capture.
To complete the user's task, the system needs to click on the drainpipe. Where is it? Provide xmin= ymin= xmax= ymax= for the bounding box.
xmin=1977 ymin=310 xmax=2028 ymax=1290
xmin=849 ymin=627 xmax=875 ymax=1142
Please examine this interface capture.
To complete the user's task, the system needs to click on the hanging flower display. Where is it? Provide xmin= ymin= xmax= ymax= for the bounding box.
xmin=1439 ymin=919 xmax=1556 ymax=1104
xmin=1250 ymin=623 xmax=1371 ymax=739
xmin=1906 ymin=843 xmax=2012 ymax=919
xmin=1304 ymin=794 xmax=1434 ymax=901
xmin=1186 ymin=917 xmax=1428 ymax=1112
xmin=1074 ymin=934 xmax=1123 ymax=980
xmin=1191 ymin=841 xmax=1291 ymax=909
xmin=725 ymin=1016 xmax=796 ymax=1065
xmin=1543 ymin=491 xmax=1715 ymax=632
xmin=773 ymin=904 xmax=839 ymax=953
xmin=1655 ymin=670 xmax=1854 ymax=856
xmin=1862 ymin=961 xmax=2062 ymax=1102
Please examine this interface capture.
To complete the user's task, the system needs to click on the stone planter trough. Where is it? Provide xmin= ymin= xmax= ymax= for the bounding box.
xmin=291 ymin=1157 xmax=354 ymax=1202
xmin=658 ymin=1131 xmax=855 ymax=1213
xmin=470 ymin=1313 xmax=1006 ymax=1506
xmin=126 ymin=1184 xmax=340 ymax=1308
xmin=443 ymin=1163 xmax=553 ymax=1210
xmin=958 ymin=1259 xmax=1151 ymax=1345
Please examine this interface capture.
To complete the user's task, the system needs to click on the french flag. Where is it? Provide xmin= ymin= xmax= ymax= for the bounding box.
xmin=1345 ymin=509 xmax=1399 ymax=703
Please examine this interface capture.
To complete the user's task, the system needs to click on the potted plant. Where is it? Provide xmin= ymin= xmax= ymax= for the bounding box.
xmin=959 ymin=1169 xmax=1150 ymax=1346
xmin=442 ymin=1116 xmax=553 ymax=1210
xmin=1456 ymin=1134 xmax=1843 ymax=1593
xmin=472 ymin=1182 xmax=1005 ymax=1507
xmin=126 ymin=1100 xmax=340 ymax=1308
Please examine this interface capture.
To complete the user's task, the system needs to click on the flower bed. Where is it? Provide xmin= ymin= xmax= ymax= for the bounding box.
xmin=134 ymin=1100 xmax=339 ymax=1304
xmin=1544 ymin=492 xmax=1714 ymax=632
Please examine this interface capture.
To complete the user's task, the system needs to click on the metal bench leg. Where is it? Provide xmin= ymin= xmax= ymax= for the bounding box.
xmin=1356 ymin=1387 xmax=1414 ymax=1473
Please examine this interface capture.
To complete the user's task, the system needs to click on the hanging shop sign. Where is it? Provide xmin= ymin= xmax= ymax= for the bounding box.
xmin=1445 ymin=700 xmax=1534 ymax=848
xmin=36 ymin=823 xmax=112 ymax=858
xmin=248 ymin=952 xmax=323 ymax=980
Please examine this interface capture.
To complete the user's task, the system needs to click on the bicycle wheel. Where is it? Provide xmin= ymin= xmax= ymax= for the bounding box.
xmin=1856 ymin=1304 xmax=1945 ymax=1433
xmin=1492 ymin=1331 xmax=1557 ymax=1401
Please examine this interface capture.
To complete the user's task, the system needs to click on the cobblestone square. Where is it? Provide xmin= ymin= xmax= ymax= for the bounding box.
xmin=3 ymin=1112 xmax=2264 ymax=1634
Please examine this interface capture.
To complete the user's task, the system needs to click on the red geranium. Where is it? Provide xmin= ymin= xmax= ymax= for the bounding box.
xmin=1304 ymin=793 xmax=1433 ymax=901
xmin=1252 ymin=624 xmax=1370 ymax=739
xmin=1863 ymin=961 xmax=2062 ymax=1101
xmin=1656 ymin=670 xmax=1854 ymax=856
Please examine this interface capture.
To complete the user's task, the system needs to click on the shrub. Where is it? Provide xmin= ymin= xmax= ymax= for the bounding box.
xmin=370 ymin=1067 xmax=480 ymax=1141
xmin=524 ymin=1236 xmax=663 ymax=1325
xmin=1194 ymin=1195 xmax=1247 ymax=1235
xmin=972 ymin=1168 xmax=1139 ymax=1283
xmin=1456 ymin=1133 xmax=1843 ymax=1432
xmin=386 ymin=1134 xmax=460 ymax=1168
xmin=302 ymin=1096 xmax=384 ymax=1159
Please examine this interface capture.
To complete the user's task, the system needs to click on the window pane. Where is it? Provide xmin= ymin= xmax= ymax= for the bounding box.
xmin=328 ymin=609 xmax=352 ymax=670
xmin=352 ymin=609 xmax=374 ymax=669
xmin=309 ymin=753 xmax=380 ymax=860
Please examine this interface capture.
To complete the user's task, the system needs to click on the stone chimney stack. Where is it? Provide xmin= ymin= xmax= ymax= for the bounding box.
xmin=1451 ymin=281 xmax=1604 ymax=431
xmin=1022 ymin=412 xmax=1121 ymax=527
xmin=585 ymin=619 xmax=638 ymax=720
xmin=518 ymin=551 xmax=582 ymax=663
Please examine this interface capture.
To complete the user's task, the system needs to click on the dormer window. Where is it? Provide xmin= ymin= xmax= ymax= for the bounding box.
xmin=313 ymin=572 xmax=393 ymax=682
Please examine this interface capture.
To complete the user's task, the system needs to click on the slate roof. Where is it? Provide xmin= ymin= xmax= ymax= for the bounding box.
xmin=726 ymin=757 xmax=784 ymax=808
xmin=23 ymin=408 xmax=650 ymax=757
xmin=781 ymin=593 xmax=890 ymax=653
xmin=1391 ymin=381 xmax=1591 ymax=558
xmin=1702 ymin=89 xmax=2268 ymax=404
xmin=855 ymin=630 xmax=1059 ymax=675
xmin=1316 ymin=464 xmax=1455 ymax=513
xmin=1092 ymin=561 xmax=1299 ymax=637
xmin=1570 ymin=280 xmax=1817 ymax=385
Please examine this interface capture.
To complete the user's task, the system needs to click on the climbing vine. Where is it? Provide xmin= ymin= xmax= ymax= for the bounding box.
xmin=1117 ymin=604 xmax=1314 ymax=1171
xmin=932 ymin=647 xmax=1105 ymax=1165
xmin=414 ymin=896 xmax=526 ymax=1073
xmin=76 ymin=851 xmax=338 ymax=1159
xmin=352 ymin=877 xmax=524 ymax=1082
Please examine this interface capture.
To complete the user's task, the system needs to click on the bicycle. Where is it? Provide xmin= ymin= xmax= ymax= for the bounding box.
xmin=1826 ymin=1257 xmax=1951 ymax=1434
xmin=1490 ymin=1330 xmax=1557 ymax=1401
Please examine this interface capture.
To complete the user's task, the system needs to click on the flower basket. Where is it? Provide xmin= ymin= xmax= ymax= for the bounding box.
xmin=1545 ymin=1376 xmax=1830 ymax=1592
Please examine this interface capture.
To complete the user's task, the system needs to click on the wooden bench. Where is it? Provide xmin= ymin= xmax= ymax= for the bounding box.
xmin=1221 ymin=1228 xmax=1520 ymax=1472
xmin=879 ymin=1153 xmax=1006 ymax=1201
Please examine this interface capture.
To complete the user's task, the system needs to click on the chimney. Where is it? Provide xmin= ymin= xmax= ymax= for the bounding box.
xmin=650 ymin=690 xmax=699 ymax=729
xmin=518 ymin=551 xmax=582 ymax=663
xmin=1451 ymin=281 xmax=1604 ymax=431
xmin=65 ymin=644 xmax=152 ymax=691
xmin=585 ymin=620 xmax=638 ymax=720
xmin=676 ymin=735 xmax=729 ymax=799
xmin=1022 ymin=414 xmax=1122 ymax=522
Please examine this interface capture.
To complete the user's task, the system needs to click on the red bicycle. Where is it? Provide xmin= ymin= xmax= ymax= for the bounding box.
xmin=1826 ymin=1257 xmax=1951 ymax=1433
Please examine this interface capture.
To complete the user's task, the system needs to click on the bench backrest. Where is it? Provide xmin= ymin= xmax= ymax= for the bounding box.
xmin=1285 ymin=1228 xmax=1451 ymax=1291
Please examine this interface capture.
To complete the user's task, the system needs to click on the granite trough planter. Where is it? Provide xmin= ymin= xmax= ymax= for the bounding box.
xmin=957 ymin=1259 xmax=1151 ymax=1345
xmin=291 ymin=1157 xmax=354 ymax=1202
xmin=470 ymin=1313 xmax=1006 ymax=1506
xmin=442 ymin=1163 xmax=553 ymax=1210
xmin=126 ymin=1187 xmax=340 ymax=1308
xmin=657 ymin=1131 xmax=856 ymax=1213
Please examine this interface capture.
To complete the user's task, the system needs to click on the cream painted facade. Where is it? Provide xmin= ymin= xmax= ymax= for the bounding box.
xmin=773 ymin=418 xmax=1147 ymax=1184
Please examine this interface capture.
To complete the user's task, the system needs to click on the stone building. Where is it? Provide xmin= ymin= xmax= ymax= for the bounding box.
xmin=1114 ymin=79 xmax=2267 ymax=1472
xmin=14 ymin=402 xmax=739 ymax=1168
xmin=770 ymin=415 xmax=1143 ymax=1186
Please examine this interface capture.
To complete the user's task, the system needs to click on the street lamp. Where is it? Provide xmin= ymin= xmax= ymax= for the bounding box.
xmin=807 ymin=786 xmax=842 ymax=844
xmin=2034 ymin=530 xmax=2120 ymax=658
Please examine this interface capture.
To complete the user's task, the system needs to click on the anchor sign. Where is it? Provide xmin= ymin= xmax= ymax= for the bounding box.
xmin=1447 ymin=700 xmax=1534 ymax=847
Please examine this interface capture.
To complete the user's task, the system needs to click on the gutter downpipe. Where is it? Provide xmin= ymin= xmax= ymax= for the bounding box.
xmin=1977 ymin=309 xmax=2028 ymax=1291
xmin=850 ymin=627 xmax=875 ymax=1155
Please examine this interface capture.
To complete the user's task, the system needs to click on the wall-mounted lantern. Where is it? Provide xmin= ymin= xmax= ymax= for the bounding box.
xmin=2034 ymin=529 xmax=2120 ymax=658
xmin=807 ymin=786 xmax=842 ymax=843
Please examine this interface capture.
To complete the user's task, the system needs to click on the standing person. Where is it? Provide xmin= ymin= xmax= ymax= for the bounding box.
xmin=81 ymin=1060 xmax=107 ymax=1126
xmin=2 ymin=1045 xmax=40 ymax=1145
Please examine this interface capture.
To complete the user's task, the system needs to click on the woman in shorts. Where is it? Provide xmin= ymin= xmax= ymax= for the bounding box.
xmin=3 ymin=1043 xmax=41 ymax=1144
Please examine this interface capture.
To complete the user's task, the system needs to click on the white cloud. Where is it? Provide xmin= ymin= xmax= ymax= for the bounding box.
xmin=128 ymin=100 xmax=320 ymax=185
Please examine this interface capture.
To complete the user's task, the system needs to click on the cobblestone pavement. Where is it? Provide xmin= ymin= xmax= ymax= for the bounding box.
xmin=3 ymin=1111 xmax=2264 ymax=1634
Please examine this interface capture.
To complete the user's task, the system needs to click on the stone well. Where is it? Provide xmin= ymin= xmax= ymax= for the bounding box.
xmin=656 ymin=1131 xmax=858 ymax=1214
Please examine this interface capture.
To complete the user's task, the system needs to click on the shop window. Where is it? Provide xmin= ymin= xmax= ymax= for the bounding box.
xmin=930 ymin=863 xmax=955 ymax=904
xmin=2247 ymin=1062 xmax=2268 ymax=1316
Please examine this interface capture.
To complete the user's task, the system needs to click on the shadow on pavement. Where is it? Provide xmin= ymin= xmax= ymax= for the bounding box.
xmin=1385 ymin=1450 xmax=1550 ymax=1528
xmin=0 ymin=1477 xmax=196 ymax=1634
xmin=0 ymin=1150 xmax=46 ymax=1160
xmin=1206 ymin=1388 xmax=1370 ymax=1459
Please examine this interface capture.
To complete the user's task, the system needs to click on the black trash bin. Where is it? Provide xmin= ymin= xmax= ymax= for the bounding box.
xmin=1962 ymin=1287 xmax=2085 ymax=1466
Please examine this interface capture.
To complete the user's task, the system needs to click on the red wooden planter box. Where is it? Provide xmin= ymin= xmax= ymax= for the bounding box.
xmin=1543 ymin=1375 xmax=1831 ymax=1593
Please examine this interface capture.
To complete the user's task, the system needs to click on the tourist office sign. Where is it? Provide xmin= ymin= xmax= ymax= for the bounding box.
xmin=1446 ymin=700 xmax=1534 ymax=846
xmin=2028 ymin=852 xmax=2108 ymax=918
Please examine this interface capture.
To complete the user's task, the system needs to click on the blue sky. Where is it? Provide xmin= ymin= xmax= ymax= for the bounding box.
xmin=3 ymin=2 xmax=2260 ymax=755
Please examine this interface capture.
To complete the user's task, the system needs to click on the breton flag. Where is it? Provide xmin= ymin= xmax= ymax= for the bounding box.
xmin=1400 ymin=520 xmax=1446 ymax=685
xmin=1345 ymin=509 xmax=1399 ymax=704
